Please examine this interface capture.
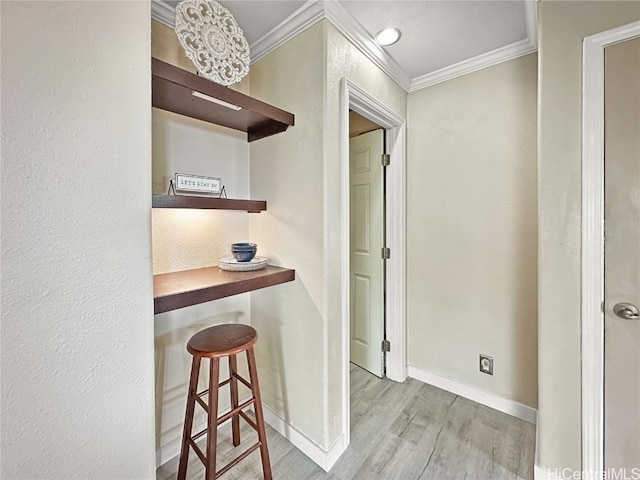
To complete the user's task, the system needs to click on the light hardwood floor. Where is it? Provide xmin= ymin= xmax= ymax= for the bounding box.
xmin=157 ymin=364 xmax=535 ymax=480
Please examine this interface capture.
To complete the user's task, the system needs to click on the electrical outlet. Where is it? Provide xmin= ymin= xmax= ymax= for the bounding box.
xmin=479 ymin=354 xmax=493 ymax=375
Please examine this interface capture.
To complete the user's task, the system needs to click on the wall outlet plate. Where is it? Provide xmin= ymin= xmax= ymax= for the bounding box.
xmin=479 ymin=354 xmax=493 ymax=375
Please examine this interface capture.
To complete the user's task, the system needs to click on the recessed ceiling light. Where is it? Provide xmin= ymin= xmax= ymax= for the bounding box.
xmin=374 ymin=28 xmax=401 ymax=46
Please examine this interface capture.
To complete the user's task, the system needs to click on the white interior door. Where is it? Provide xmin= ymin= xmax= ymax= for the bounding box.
xmin=604 ymin=36 xmax=640 ymax=469
xmin=350 ymin=129 xmax=385 ymax=377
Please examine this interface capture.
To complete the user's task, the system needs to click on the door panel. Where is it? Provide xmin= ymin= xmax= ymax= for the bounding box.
xmin=354 ymin=274 xmax=371 ymax=346
xmin=350 ymin=129 xmax=384 ymax=377
xmin=604 ymin=36 xmax=640 ymax=469
xmin=354 ymin=184 xmax=371 ymax=254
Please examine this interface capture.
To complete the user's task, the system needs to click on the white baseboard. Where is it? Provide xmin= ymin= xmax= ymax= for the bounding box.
xmin=534 ymin=465 xmax=562 ymax=480
xmin=535 ymin=417 xmax=540 ymax=468
xmin=407 ymin=365 xmax=537 ymax=425
xmin=155 ymin=398 xmax=346 ymax=471
xmin=261 ymin=404 xmax=347 ymax=472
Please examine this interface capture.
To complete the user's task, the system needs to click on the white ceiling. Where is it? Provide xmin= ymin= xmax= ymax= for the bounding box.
xmin=153 ymin=0 xmax=537 ymax=93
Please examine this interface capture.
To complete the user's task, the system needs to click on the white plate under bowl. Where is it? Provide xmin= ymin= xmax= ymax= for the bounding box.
xmin=219 ymin=256 xmax=269 ymax=272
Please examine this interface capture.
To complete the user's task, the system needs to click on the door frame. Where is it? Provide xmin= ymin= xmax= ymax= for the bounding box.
xmin=340 ymin=77 xmax=407 ymax=444
xmin=581 ymin=20 xmax=640 ymax=475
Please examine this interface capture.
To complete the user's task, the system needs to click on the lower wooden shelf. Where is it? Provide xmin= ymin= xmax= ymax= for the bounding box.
xmin=153 ymin=265 xmax=295 ymax=314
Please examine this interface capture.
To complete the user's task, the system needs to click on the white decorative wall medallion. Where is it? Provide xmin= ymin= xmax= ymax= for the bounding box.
xmin=174 ymin=0 xmax=250 ymax=86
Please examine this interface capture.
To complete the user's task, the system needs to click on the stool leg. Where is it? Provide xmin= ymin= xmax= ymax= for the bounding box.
xmin=229 ymin=354 xmax=241 ymax=446
xmin=206 ymin=357 xmax=220 ymax=480
xmin=177 ymin=355 xmax=201 ymax=480
xmin=246 ymin=347 xmax=272 ymax=480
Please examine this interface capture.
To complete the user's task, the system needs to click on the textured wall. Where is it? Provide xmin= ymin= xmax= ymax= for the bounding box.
xmin=152 ymin=19 xmax=195 ymax=74
xmin=537 ymin=0 xmax=640 ymax=471
xmin=151 ymin=109 xmax=250 ymax=274
xmin=0 ymin=2 xmax=155 ymax=478
xmin=248 ymin=21 xmax=327 ymax=449
xmin=407 ymin=54 xmax=538 ymax=408
xmin=249 ymin=20 xmax=407 ymax=452
xmin=150 ymin=20 xmax=252 ymax=464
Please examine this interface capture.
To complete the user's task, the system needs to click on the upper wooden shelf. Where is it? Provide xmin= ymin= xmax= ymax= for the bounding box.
xmin=152 ymin=58 xmax=294 ymax=142
xmin=152 ymin=194 xmax=266 ymax=213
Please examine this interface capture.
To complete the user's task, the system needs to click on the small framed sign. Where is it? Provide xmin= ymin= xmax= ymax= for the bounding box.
xmin=174 ymin=173 xmax=222 ymax=195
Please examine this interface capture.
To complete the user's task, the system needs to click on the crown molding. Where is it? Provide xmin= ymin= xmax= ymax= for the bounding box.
xmin=409 ymin=37 xmax=537 ymax=91
xmin=324 ymin=0 xmax=412 ymax=91
xmin=251 ymin=0 xmax=325 ymax=64
xmin=409 ymin=1 xmax=538 ymax=92
xmin=151 ymin=0 xmax=538 ymax=94
xmin=151 ymin=0 xmax=175 ymax=28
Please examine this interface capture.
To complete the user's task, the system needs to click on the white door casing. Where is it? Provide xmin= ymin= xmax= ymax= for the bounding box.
xmin=581 ymin=20 xmax=640 ymax=475
xmin=339 ymin=77 xmax=406 ymax=460
xmin=349 ymin=129 xmax=385 ymax=377
xmin=603 ymin=36 xmax=640 ymax=469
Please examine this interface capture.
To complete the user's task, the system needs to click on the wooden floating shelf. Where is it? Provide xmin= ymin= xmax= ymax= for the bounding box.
xmin=153 ymin=265 xmax=295 ymax=314
xmin=152 ymin=58 xmax=294 ymax=142
xmin=152 ymin=195 xmax=266 ymax=213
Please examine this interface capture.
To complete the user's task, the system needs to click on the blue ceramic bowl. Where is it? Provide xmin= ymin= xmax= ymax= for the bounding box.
xmin=231 ymin=243 xmax=257 ymax=251
xmin=232 ymin=250 xmax=256 ymax=262
xmin=231 ymin=243 xmax=257 ymax=262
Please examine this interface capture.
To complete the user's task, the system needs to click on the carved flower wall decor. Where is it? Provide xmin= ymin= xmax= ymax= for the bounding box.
xmin=174 ymin=0 xmax=250 ymax=86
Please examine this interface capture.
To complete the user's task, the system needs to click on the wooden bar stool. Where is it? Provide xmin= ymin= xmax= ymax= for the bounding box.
xmin=177 ymin=324 xmax=271 ymax=480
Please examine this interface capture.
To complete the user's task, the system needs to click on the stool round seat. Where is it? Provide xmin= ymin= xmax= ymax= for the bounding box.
xmin=188 ymin=324 xmax=258 ymax=358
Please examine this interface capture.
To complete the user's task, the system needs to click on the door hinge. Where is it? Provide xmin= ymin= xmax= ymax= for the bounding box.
xmin=382 ymin=339 xmax=391 ymax=352
xmin=381 ymin=247 xmax=391 ymax=259
xmin=381 ymin=154 xmax=390 ymax=167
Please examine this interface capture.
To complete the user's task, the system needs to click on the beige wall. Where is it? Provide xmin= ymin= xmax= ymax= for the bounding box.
xmin=407 ymin=54 xmax=539 ymax=408
xmin=151 ymin=23 xmax=251 ymax=277
xmin=1 ymin=2 xmax=155 ymax=477
xmin=249 ymin=21 xmax=328 ymax=449
xmin=151 ymin=20 xmax=253 ymax=464
xmin=249 ymin=20 xmax=406 ymax=451
xmin=537 ymin=0 xmax=640 ymax=471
